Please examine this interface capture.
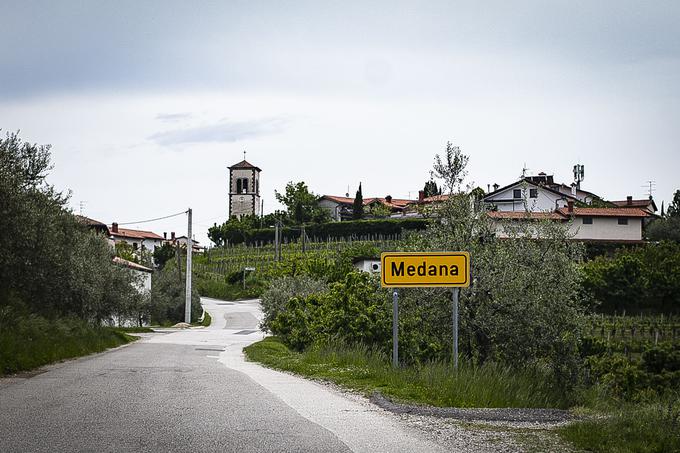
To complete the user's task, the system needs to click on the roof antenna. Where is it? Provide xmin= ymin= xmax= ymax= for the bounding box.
xmin=346 ymin=185 xmax=350 ymax=197
xmin=520 ymin=163 xmax=530 ymax=179
xmin=641 ymin=180 xmax=656 ymax=199
xmin=243 ymin=149 xmax=247 ymax=161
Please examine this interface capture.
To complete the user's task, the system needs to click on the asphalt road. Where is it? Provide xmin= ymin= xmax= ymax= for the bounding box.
xmin=0 ymin=298 xmax=444 ymax=453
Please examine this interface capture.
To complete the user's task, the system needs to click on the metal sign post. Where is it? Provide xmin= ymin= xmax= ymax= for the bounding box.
xmin=381 ymin=251 xmax=470 ymax=371
xmin=392 ymin=289 xmax=399 ymax=368
xmin=452 ymin=287 xmax=459 ymax=370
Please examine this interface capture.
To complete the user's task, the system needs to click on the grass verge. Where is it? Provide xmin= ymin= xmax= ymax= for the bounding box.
xmin=244 ymin=336 xmax=569 ymax=409
xmin=193 ymin=311 xmax=212 ymax=327
xmin=558 ymin=401 xmax=680 ymax=453
xmin=0 ymin=315 xmax=136 ymax=376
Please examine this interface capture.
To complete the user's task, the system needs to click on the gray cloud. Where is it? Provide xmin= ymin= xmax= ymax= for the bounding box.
xmin=2 ymin=1 xmax=679 ymax=100
xmin=155 ymin=113 xmax=193 ymax=122
xmin=147 ymin=118 xmax=286 ymax=147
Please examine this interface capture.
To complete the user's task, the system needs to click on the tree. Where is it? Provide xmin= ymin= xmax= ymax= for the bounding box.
xmin=274 ymin=181 xmax=328 ymax=224
xmin=352 ymin=183 xmax=364 ymax=220
xmin=0 ymin=131 xmax=138 ymax=321
xmin=645 ymin=190 xmax=680 ymax=242
xmin=667 ymin=190 xmax=680 ymax=218
xmin=153 ymin=243 xmax=177 ymax=269
xmin=432 ymin=142 xmax=469 ymax=194
xmin=423 ymin=180 xmax=441 ymax=198
xmin=208 ymin=214 xmax=260 ymax=246
xmin=366 ymin=201 xmax=391 ymax=218
xmin=470 ymin=186 xmax=485 ymax=202
xmin=410 ymin=148 xmax=585 ymax=387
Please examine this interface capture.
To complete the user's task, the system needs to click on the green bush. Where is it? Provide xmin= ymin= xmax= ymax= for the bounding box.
xmin=581 ymin=242 xmax=680 ymax=314
xmin=260 ymin=275 xmax=328 ymax=333
xmin=559 ymin=399 xmax=680 ymax=453
xmin=210 ymin=218 xmax=427 ymax=245
xmin=267 ymin=272 xmax=392 ymax=351
xmin=583 ymin=342 xmax=680 ymax=399
xmin=0 ymin=309 xmax=133 ymax=375
xmin=149 ymin=265 xmax=202 ymax=325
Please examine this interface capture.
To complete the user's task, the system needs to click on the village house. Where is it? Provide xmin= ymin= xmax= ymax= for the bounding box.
xmin=162 ymin=232 xmax=204 ymax=254
xmin=319 ymin=195 xmax=416 ymax=221
xmin=110 ymin=223 xmax=164 ymax=252
xmin=489 ymin=201 xmax=651 ymax=243
xmin=483 ymin=173 xmax=585 ymax=212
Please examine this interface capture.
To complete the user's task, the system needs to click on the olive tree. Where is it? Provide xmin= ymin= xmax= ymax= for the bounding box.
xmin=409 ymin=145 xmax=585 ymax=387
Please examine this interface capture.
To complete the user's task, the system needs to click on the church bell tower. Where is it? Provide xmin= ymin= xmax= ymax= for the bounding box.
xmin=228 ymin=153 xmax=261 ymax=219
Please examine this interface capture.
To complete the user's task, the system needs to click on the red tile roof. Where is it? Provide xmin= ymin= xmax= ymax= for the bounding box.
xmin=321 ymin=195 xmax=416 ymax=208
xmin=113 ymin=256 xmax=153 ymax=273
xmin=487 ymin=211 xmax=565 ymax=220
xmin=111 ymin=227 xmax=164 ymax=240
xmin=557 ymin=207 xmax=649 ymax=218
xmin=611 ymin=199 xmax=656 ymax=210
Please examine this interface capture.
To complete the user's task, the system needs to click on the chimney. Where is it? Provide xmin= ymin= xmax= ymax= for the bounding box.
xmin=487 ymin=184 xmax=491 ymax=193
xmin=567 ymin=200 xmax=574 ymax=213
xmin=418 ymin=190 xmax=425 ymax=203
xmin=385 ymin=195 xmax=392 ymax=203
xmin=112 ymin=222 xmax=119 ymax=233
xmin=493 ymin=183 xmax=499 ymax=191
xmin=171 ymin=232 xmax=175 ymax=240
xmin=163 ymin=232 xmax=167 ymax=240
xmin=626 ymin=195 xmax=633 ymax=206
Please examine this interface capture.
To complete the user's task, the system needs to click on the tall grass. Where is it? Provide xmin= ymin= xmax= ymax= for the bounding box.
xmin=244 ymin=337 xmax=569 ymax=409
xmin=0 ymin=314 xmax=134 ymax=375
xmin=559 ymin=399 xmax=680 ymax=453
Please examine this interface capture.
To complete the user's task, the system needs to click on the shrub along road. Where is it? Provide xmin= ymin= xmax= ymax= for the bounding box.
xmin=0 ymin=297 xmax=464 ymax=453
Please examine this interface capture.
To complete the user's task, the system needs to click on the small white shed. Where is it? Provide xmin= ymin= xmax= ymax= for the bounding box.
xmin=352 ymin=257 xmax=381 ymax=273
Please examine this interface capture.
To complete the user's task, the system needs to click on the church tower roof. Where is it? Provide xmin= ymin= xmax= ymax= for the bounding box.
xmin=228 ymin=160 xmax=261 ymax=171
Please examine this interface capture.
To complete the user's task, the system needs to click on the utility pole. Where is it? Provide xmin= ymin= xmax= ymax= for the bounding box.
xmin=274 ymin=220 xmax=280 ymax=262
xmin=184 ymin=208 xmax=193 ymax=324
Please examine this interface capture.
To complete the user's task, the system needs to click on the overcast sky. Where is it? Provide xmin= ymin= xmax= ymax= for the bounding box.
xmin=1 ymin=1 xmax=678 ymax=244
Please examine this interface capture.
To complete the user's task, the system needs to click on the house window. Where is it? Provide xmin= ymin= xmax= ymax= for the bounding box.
xmin=582 ymin=217 xmax=593 ymax=225
xmin=242 ymin=178 xmax=248 ymax=193
xmin=132 ymin=242 xmax=138 ymax=250
xmin=529 ymin=188 xmax=538 ymax=198
xmin=513 ymin=189 xmax=522 ymax=199
xmin=236 ymin=179 xmax=242 ymax=193
xmin=618 ymin=218 xmax=628 ymax=225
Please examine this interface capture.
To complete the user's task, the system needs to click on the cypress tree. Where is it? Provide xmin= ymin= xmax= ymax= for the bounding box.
xmin=353 ymin=183 xmax=364 ymax=220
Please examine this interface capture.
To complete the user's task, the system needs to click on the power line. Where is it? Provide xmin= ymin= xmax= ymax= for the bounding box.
xmin=117 ymin=210 xmax=188 ymax=226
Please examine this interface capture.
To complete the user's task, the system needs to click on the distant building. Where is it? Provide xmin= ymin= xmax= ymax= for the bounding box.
xmin=319 ymin=195 xmax=415 ymax=221
xmin=229 ymin=158 xmax=262 ymax=219
xmin=489 ymin=202 xmax=651 ymax=243
xmin=483 ymin=174 xmax=582 ymax=212
xmin=611 ymin=196 xmax=657 ymax=215
xmin=110 ymin=223 xmax=164 ymax=252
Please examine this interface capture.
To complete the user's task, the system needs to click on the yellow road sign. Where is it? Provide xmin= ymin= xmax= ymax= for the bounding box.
xmin=381 ymin=252 xmax=470 ymax=288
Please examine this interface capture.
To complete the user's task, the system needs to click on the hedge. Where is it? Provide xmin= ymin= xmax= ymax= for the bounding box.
xmin=228 ymin=218 xmax=428 ymax=245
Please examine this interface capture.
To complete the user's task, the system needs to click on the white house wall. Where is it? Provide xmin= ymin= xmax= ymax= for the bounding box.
xmin=569 ymin=217 xmax=642 ymax=241
xmin=115 ymin=237 xmax=163 ymax=252
xmin=492 ymin=217 xmax=642 ymax=242
xmin=319 ymin=199 xmax=343 ymax=221
xmin=486 ymin=186 xmax=571 ymax=212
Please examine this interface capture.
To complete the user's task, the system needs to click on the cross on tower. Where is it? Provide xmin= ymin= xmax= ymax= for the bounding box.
xmin=243 ymin=150 xmax=247 ymax=160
